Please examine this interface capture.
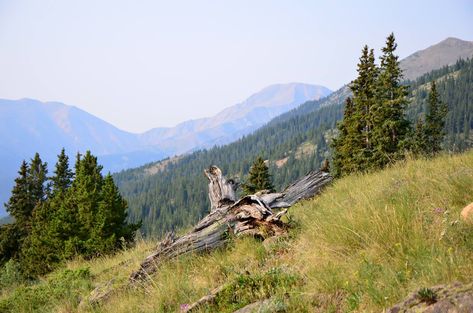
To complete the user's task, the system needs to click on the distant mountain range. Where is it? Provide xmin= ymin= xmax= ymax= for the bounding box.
xmin=114 ymin=39 xmax=473 ymax=236
xmin=139 ymin=83 xmax=331 ymax=155
xmin=0 ymin=83 xmax=330 ymax=215
xmin=1 ymin=37 xmax=471 ymax=217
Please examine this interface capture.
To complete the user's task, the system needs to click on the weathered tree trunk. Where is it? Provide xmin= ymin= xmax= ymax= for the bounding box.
xmin=205 ymin=165 xmax=238 ymax=211
xmin=129 ymin=167 xmax=332 ymax=283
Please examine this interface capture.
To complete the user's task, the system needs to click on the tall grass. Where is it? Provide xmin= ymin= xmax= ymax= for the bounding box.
xmin=0 ymin=151 xmax=472 ymax=312
xmin=291 ymin=152 xmax=473 ymax=311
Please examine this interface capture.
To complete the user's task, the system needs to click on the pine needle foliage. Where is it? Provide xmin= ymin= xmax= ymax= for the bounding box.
xmin=0 ymin=149 xmax=140 ymax=278
xmin=242 ymin=156 xmax=275 ymax=195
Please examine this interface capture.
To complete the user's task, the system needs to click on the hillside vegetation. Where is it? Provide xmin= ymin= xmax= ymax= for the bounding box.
xmin=115 ymin=57 xmax=473 ymax=237
xmin=1 ymin=151 xmax=472 ymax=312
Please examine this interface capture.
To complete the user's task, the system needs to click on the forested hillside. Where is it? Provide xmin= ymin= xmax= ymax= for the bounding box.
xmin=115 ymin=57 xmax=473 ymax=236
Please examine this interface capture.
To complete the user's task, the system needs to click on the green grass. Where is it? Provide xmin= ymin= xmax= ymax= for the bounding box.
xmin=1 ymin=151 xmax=472 ymax=312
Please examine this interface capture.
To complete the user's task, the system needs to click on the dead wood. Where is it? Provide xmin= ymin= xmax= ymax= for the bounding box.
xmin=129 ymin=166 xmax=332 ymax=283
xmin=181 ymin=284 xmax=226 ymax=312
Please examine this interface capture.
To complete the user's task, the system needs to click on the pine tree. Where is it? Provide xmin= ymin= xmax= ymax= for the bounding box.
xmin=242 ymin=156 xmax=274 ymax=195
xmin=372 ymin=33 xmax=410 ymax=167
xmin=20 ymin=150 xmax=74 ymax=276
xmin=2 ymin=154 xmax=48 ymax=268
xmin=332 ymin=97 xmax=357 ymax=177
xmin=332 ymin=46 xmax=378 ymax=177
xmin=5 ymin=161 xmax=32 ymax=224
xmin=50 ymin=148 xmax=74 ymax=197
xmin=412 ymin=118 xmax=429 ymax=155
xmin=0 ymin=223 xmax=20 ymax=265
xmin=27 ymin=153 xmax=48 ymax=206
xmin=86 ymin=174 xmax=140 ymax=254
xmin=20 ymin=200 xmax=63 ymax=277
xmin=67 ymin=151 xmax=104 ymax=256
xmin=350 ymin=45 xmax=378 ymax=171
xmin=425 ymin=81 xmax=448 ymax=155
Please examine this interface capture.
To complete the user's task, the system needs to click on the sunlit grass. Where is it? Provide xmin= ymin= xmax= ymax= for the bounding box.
xmin=289 ymin=151 xmax=473 ymax=311
xmin=1 ymin=151 xmax=472 ymax=312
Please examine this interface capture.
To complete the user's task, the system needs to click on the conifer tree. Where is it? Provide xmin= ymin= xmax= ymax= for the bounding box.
xmin=332 ymin=46 xmax=378 ymax=177
xmin=67 ymin=151 xmax=104 ymax=256
xmin=412 ymin=118 xmax=428 ymax=155
xmin=87 ymin=174 xmax=140 ymax=253
xmin=372 ymin=33 xmax=410 ymax=167
xmin=425 ymin=81 xmax=448 ymax=155
xmin=0 ymin=223 xmax=20 ymax=265
xmin=332 ymin=97 xmax=357 ymax=177
xmin=2 ymin=154 xmax=48 ymax=268
xmin=20 ymin=201 xmax=63 ymax=277
xmin=350 ymin=45 xmax=378 ymax=170
xmin=242 ymin=156 xmax=274 ymax=195
xmin=20 ymin=150 xmax=74 ymax=276
xmin=27 ymin=153 xmax=48 ymax=206
xmin=5 ymin=161 xmax=32 ymax=224
xmin=50 ymin=148 xmax=74 ymax=197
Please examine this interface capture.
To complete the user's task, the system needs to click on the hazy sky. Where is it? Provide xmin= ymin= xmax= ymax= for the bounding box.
xmin=0 ymin=1 xmax=472 ymax=133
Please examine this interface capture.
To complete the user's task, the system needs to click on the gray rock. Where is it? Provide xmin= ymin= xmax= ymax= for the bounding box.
xmin=388 ymin=281 xmax=473 ymax=313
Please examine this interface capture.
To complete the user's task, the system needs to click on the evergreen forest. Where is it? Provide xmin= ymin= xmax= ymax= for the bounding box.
xmin=115 ymin=41 xmax=472 ymax=237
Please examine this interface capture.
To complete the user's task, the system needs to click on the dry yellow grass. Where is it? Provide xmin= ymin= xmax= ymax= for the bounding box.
xmin=1 ymin=151 xmax=472 ymax=312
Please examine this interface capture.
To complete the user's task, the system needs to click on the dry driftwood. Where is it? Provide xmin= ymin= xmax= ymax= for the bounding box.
xmin=129 ymin=166 xmax=332 ymax=282
xmin=181 ymin=284 xmax=226 ymax=312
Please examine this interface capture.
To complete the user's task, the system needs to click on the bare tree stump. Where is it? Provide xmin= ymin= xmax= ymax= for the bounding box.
xmin=129 ymin=166 xmax=332 ymax=282
xmin=205 ymin=165 xmax=237 ymax=211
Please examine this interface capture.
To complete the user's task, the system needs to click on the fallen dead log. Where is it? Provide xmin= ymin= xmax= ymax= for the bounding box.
xmin=129 ymin=166 xmax=332 ymax=283
xmin=181 ymin=284 xmax=226 ymax=312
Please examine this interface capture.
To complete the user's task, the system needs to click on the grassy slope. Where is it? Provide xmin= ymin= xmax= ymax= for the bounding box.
xmin=1 ymin=151 xmax=472 ymax=312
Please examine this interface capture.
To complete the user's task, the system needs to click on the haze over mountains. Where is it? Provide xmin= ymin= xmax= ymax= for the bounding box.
xmin=0 ymin=83 xmax=330 ymax=215
xmin=0 ymin=37 xmax=471 ymax=217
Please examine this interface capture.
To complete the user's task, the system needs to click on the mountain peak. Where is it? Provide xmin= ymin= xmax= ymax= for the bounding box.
xmin=441 ymin=37 xmax=472 ymax=45
xmin=400 ymin=37 xmax=473 ymax=81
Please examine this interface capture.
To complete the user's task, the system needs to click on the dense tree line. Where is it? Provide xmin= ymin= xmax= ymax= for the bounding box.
xmin=115 ymin=53 xmax=473 ymax=237
xmin=114 ymin=101 xmax=343 ymax=236
xmin=0 ymin=149 xmax=139 ymax=277
xmin=407 ymin=58 xmax=473 ymax=152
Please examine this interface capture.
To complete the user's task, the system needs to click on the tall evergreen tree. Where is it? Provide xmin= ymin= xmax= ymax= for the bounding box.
xmin=27 ymin=153 xmax=48 ymax=206
xmin=5 ymin=161 xmax=32 ymax=224
xmin=20 ymin=150 xmax=74 ymax=277
xmin=50 ymin=148 xmax=74 ymax=197
xmin=372 ymin=33 xmax=410 ymax=167
xmin=2 ymin=154 xmax=48 ymax=268
xmin=20 ymin=200 xmax=63 ymax=277
xmin=91 ymin=174 xmax=140 ymax=253
xmin=332 ymin=97 xmax=357 ymax=177
xmin=332 ymin=45 xmax=378 ymax=177
xmin=411 ymin=118 xmax=429 ymax=156
xmin=425 ymin=81 xmax=448 ymax=155
xmin=67 ymin=151 xmax=104 ymax=256
xmin=242 ymin=156 xmax=274 ymax=195
xmin=350 ymin=45 xmax=378 ymax=171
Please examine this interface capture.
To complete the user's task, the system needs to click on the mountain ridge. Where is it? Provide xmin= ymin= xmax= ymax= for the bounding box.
xmin=0 ymin=82 xmax=330 ymax=216
xmin=113 ymin=38 xmax=473 ymax=236
xmin=400 ymin=37 xmax=473 ymax=80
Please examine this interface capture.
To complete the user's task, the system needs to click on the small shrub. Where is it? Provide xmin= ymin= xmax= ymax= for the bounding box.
xmin=417 ymin=287 xmax=437 ymax=304
xmin=0 ymin=260 xmax=25 ymax=290
xmin=213 ymin=268 xmax=300 ymax=312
